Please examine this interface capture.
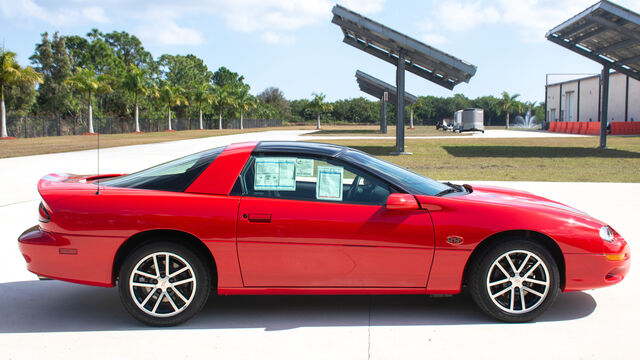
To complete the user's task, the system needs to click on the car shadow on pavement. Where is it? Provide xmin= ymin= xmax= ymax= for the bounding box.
xmin=0 ymin=280 xmax=597 ymax=333
xmin=443 ymin=146 xmax=640 ymax=158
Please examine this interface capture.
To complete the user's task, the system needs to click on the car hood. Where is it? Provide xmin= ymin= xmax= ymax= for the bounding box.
xmin=420 ymin=185 xmax=596 ymax=221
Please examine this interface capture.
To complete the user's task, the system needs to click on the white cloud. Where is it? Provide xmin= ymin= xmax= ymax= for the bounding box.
xmin=0 ymin=0 xmax=388 ymax=46
xmin=136 ymin=21 xmax=204 ymax=45
xmin=261 ymin=31 xmax=296 ymax=45
xmin=82 ymin=7 xmax=109 ymax=24
xmin=495 ymin=0 xmax=593 ymax=42
xmin=420 ymin=0 xmax=640 ymax=43
xmin=422 ymin=33 xmax=447 ymax=45
xmin=339 ymin=0 xmax=385 ymax=14
xmin=217 ymin=0 xmax=333 ymax=33
xmin=211 ymin=0 xmax=386 ymax=44
xmin=437 ymin=1 xmax=500 ymax=32
xmin=0 ymin=0 xmax=47 ymax=20
xmin=0 ymin=0 xmax=110 ymax=26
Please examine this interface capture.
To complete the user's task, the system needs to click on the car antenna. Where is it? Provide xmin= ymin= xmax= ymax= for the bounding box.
xmin=95 ymin=118 xmax=100 ymax=195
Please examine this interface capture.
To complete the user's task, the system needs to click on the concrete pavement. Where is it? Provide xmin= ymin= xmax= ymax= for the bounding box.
xmin=0 ymin=129 xmax=637 ymax=360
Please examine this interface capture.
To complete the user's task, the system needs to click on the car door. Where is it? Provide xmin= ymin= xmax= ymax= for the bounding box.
xmin=236 ymin=154 xmax=435 ymax=288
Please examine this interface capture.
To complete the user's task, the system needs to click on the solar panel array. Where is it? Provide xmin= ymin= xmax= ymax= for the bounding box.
xmin=546 ymin=0 xmax=640 ymax=80
xmin=355 ymin=70 xmax=418 ymax=105
xmin=332 ymin=5 xmax=477 ymax=90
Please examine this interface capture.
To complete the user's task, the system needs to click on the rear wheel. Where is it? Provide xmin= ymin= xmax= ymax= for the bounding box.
xmin=118 ymin=242 xmax=210 ymax=326
xmin=469 ymin=240 xmax=559 ymax=322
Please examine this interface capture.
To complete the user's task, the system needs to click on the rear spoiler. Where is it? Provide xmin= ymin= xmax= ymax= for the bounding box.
xmin=37 ymin=173 xmax=123 ymax=198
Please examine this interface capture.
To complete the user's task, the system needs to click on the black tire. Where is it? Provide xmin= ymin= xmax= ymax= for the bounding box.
xmin=469 ymin=240 xmax=559 ymax=322
xmin=118 ymin=241 xmax=210 ymax=326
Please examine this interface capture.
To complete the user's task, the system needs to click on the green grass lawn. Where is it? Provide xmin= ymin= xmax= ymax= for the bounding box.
xmin=0 ymin=127 xmax=312 ymax=158
xmin=2 ymin=126 xmax=639 ymax=183
xmin=324 ymin=137 xmax=640 ymax=182
xmin=0 ymin=125 xmax=456 ymax=158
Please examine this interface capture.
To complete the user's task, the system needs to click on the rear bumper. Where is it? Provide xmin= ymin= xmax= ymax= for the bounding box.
xmin=18 ymin=226 xmax=117 ymax=287
xmin=564 ymin=244 xmax=630 ymax=291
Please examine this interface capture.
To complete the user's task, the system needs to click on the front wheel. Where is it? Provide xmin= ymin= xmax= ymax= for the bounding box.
xmin=469 ymin=240 xmax=559 ymax=322
xmin=118 ymin=242 xmax=210 ymax=326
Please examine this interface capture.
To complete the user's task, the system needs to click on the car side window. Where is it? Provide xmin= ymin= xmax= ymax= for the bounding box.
xmin=241 ymin=155 xmax=391 ymax=205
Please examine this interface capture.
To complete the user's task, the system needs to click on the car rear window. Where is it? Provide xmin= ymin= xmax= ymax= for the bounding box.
xmin=101 ymin=146 xmax=225 ymax=192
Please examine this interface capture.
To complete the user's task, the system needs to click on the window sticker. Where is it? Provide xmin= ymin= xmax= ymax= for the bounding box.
xmin=316 ymin=166 xmax=343 ymax=201
xmin=254 ymin=157 xmax=296 ymax=191
xmin=295 ymin=158 xmax=314 ymax=177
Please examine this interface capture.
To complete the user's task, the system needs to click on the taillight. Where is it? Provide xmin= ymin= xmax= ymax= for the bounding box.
xmin=38 ymin=201 xmax=50 ymax=222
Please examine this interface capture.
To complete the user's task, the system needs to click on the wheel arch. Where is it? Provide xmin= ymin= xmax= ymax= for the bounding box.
xmin=462 ymin=230 xmax=566 ymax=290
xmin=112 ymin=229 xmax=218 ymax=290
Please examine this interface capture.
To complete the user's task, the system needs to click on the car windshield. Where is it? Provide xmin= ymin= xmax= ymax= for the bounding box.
xmin=101 ymin=146 xmax=225 ymax=192
xmin=340 ymin=149 xmax=450 ymax=196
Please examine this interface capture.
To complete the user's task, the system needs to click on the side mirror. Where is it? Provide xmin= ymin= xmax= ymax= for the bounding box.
xmin=386 ymin=193 xmax=420 ymax=210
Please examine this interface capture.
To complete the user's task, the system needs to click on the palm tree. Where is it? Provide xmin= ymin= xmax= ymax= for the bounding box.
xmin=309 ymin=92 xmax=332 ymax=129
xmin=122 ymin=64 xmax=150 ymax=132
xmin=147 ymin=84 xmax=161 ymax=131
xmin=525 ymin=101 xmax=537 ymax=113
xmin=191 ymin=83 xmax=214 ymax=130
xmin=1 ymin=48 xmax=43 ymax=138
xmin=212 ymin=85 xmax=233 ymax=130
xmin=159 ymin=84 xmax=188 ymax=131
xmin=65 ymin=67 xmax=112 ymax=134
xmin=408 ymin=97 xmax=424 ymax=129
xmin=498 ymin=91 xmax=520 ymax=129
xmin=235 ymin=86 xmax=256 ymax=130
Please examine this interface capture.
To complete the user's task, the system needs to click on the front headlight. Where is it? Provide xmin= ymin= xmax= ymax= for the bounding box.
xmin=600 ymin=225 xmax=614 ymax=243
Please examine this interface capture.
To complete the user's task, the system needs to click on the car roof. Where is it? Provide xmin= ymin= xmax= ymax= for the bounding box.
xmin=254 ymin=141 xmax=347 ymax=157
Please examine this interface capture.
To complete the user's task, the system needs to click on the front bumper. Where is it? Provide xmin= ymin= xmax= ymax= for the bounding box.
xmin=564 ymin=243 xmax=630 ymax=291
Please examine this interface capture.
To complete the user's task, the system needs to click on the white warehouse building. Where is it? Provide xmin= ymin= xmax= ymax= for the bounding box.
xmin=545 ymin=72 xmax=640 ymax=123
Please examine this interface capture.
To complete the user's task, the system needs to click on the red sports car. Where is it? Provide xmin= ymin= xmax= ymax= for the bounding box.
xmin=18 ymin=141 xmax=630 ymax=326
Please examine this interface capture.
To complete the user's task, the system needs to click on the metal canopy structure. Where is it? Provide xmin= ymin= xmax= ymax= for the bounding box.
xmin=546 ymin=0 xmax=640 ymax=148
xmin=355 ymin=70 xmax=417 ymax=134
xmin=332 ymin=5 xmax=477 ymax=154
xmin=356 ymin=70 xmax=418 ymax=105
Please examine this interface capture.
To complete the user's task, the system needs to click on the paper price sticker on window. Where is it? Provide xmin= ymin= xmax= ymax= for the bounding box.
xmin=316 ymin=166 xmax=343 ymax=201
xmin=255 ymin=157 xmax=296 ymax=191
xmin=295 ymin=158 xmax=314 ymax=177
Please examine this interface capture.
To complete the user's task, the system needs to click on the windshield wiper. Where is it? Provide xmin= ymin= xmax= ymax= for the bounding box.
xmin=435 ymin=188 xmax=457 ymax=197
xmin=444 ymin=181 xmax=464 ymax=191
xmin=436 ymin=182 xmax=472 ymax=196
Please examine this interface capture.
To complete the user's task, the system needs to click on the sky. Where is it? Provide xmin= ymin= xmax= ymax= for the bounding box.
xmin=1 ymin=0 xmax=639 ymax=103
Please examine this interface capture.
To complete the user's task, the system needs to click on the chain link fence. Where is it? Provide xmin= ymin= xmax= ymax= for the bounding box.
xmin=4 ymin=115 xmax=282 ymax=138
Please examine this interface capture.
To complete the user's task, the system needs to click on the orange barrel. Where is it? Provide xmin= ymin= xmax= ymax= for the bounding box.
xmin=579 ymin=122 xmax=588 ymax=134
xmin=611 ymin=122 xmax=622 ymax=135
xmin=571 ymin=122 xmax=581 ymax=134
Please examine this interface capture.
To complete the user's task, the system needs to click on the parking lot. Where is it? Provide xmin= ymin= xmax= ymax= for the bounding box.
xmin=0 ymin=130 xmax=637 ymax=359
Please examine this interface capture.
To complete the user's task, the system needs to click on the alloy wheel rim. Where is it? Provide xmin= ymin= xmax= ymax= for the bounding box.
xmin=486 ymin=250 xmax=550 ymax=314
xmin=129 ymin=251 xmax=196 ymax=317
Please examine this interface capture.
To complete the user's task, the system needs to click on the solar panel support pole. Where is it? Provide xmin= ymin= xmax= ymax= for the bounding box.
xmin=392 ymin=51 xmax=410 ymax=155
xmin=380 ymin=95 xmax=387 ymax=134
xmin=599 ymin=66 xmax=610 ymax=149
xmin=410 ymin=109 xmax=414 ymax=129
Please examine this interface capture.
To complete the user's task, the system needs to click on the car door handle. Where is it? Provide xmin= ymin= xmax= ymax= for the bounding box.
xmin=247 ymin=214 xmax=271 ymax=223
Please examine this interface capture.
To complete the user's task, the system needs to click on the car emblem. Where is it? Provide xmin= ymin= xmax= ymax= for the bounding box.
xmin=446 ymin=236 xmax=464 ymax=245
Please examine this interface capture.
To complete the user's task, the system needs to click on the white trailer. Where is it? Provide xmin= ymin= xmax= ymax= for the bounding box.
xmin=452 ymin=108 xmax=485 ymax=132
xmin=461 ymin=108 xmax=484 ymax=132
